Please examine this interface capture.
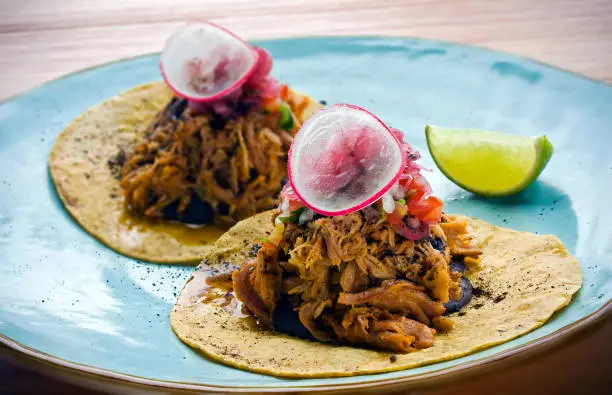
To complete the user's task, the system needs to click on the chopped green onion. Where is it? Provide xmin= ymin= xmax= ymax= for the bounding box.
xmin=278 ymin=207 xmax=305 ymax=223
xmin=260 ymin=237 xmax=271 ymax=244
xmin=398 ymin=198 xmax=406 ymax=205
xmin=278 ymin=102 xmax=294 ymax=130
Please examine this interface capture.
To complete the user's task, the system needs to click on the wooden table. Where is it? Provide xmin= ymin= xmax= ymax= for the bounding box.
xmin=1 ymin=0 xmax=611 ymax=393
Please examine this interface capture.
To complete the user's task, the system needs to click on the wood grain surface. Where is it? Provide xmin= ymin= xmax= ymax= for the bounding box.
xmin=1 ymin=0 xmax=611 ymax=394
xmin=1 ymin=0 xmax=611 ymax=100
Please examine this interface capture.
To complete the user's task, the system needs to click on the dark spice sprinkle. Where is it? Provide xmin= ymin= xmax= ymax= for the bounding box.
xmin=429 ymin=236 xmax=445 ymax=252
xmin=493 ymin=294 xmax=506 ymax=303
xmin=389 ymin=354 xmax=397 ymax=363
xmin=472 ymin=303 xmax=484 ymax=309
xmin=472 ymin=287 xmax=484 ymax=297
xmin=249 ymin=244 xmax=262 ymax=257
xmin=319 ymin=100 xmax=327 ymax=105
xmin=458 ymin=311 xmax=466 ymax=316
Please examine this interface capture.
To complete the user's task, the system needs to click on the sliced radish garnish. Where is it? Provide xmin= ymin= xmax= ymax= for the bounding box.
xmin=288 ymin=104 xmax=404 ymax=216
xmin=160 ymin=22 xmax=258 ymax=102
xmin=248 ymin=47 xmax=274 ymax=83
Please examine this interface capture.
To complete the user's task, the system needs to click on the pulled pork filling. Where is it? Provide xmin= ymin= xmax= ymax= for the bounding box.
xmin=120 ymin=97 xmax=296 ymax=224
xmin=232 ymin=207 xmax=482 ymax=353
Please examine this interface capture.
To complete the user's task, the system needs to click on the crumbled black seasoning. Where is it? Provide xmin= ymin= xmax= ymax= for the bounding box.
xmin=389 ymin=354 xmax=397 ymax=363
xmin=319 ymin=100 xmax=327 ymax=105
xmin=472 ymin=287 xmax=490 ymax=298
xmin=493 ymin=292 xmax=508 ymax=304
xmin=248 ymin=244 xmax=262 ymax=257
xmin=107 ymin=150 xmax=126 ymax=180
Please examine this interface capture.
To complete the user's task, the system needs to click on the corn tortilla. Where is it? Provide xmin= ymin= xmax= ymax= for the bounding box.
xmin=49 ymin=82 xmax=322 ymax=264
xmin=170 ymin=211 xmax=582 ymax=377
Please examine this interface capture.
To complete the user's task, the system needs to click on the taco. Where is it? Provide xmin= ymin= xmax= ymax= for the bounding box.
xmin=49 ymin=22 xmax=322 ymax=263
xmin=170 ymin=105 xmax=582 ymax=377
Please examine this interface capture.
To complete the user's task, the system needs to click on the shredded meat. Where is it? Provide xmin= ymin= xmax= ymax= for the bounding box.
xmin=299 ymin=300 xmax=333 ymax=342
xmin=252 ymin=246 xmax=282 ymax=313
xmin=418 ymin=243 xmax=452 ymax=303
xmin=340 ymin=262 xmax=369 ymax=293
xmin=338 ymin=280 xmax=445 ymax=325
xmin=232 ymin=262 xmax=272 ymax=326
xmin=120 ymin=97 xmax=294 ymax=224
xmin=356 ymin=254 xmax=396 ymax=280
xmin=233 ymin=204 xmax=482 ymax=353
xmin=440 ymin=215 xmax=483 ymax=257
xmin=325 ymin=307 xmax=435 ymax=352
xmin=432 ymin=316 xmax=455 ymax=333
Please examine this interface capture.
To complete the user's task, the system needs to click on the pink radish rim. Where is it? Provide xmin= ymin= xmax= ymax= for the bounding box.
xmin=288 ymin=103 xmax=406 ymax=216
xmin=159 ymin=20 xmax=260 ymax=103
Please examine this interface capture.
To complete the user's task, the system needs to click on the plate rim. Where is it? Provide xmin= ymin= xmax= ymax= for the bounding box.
xmin=2 ymin=303 xmax=609 ymax=393
xmin=1 ymin=35 xmax=611 ymax=392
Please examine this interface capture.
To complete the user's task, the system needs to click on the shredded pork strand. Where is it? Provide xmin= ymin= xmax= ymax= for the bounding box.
xmin=120 ymin=98 xmax=292 ymax=224
xmin=233 ymin=206 xmax=482 ymax=353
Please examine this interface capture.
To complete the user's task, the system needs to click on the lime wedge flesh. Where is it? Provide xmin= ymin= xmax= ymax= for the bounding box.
xmin=425 ymin=125 xmax=553 ymax=196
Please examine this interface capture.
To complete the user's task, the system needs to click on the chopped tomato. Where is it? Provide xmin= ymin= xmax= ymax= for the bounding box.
xmin=385 ymin=203 xmax=406 ymax=225
xmin=385 ymin=203 xmax=429 ymax=240
xmin=400 ymin=173 xmax=431 ymax=202
xmin=262 ymin=97 xmax=279 ymax=112
xmin=409 ymin=196 xmax=443 ymax=224
xmin=261 ymin=241 xmax=276 ymax=251
xmin=279 ymin=84 xmax=290 ymax=101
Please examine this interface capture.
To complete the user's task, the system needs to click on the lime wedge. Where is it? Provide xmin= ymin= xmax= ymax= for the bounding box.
xmin=425 ymin=125 xmax=553 ymax=196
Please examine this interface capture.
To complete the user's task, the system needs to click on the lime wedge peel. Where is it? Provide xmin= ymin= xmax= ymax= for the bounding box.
xmin=425 ymin=125 xmax=553 ymax=197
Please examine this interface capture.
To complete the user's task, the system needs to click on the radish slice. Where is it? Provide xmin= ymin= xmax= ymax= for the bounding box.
xmin=288 ymin=104 xmax=404 ymax=216
xmin=160 ymin=22 xmax=258 ymax=102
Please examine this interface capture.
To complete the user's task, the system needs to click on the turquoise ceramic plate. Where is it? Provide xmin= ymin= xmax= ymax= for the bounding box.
xmin=0 ymin=37 xmax=610 ymax=393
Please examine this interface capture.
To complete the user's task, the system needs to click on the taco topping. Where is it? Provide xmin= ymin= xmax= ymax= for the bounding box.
xmin=288 ymin=105 xmax=404 ymax=216
xmin=160 ymin=21 xmax=258 ymax=102
xmin=120 ymin=23 xmax=307 ymax=225
xmin=231 ymin=109 xmax=482 ymax=352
